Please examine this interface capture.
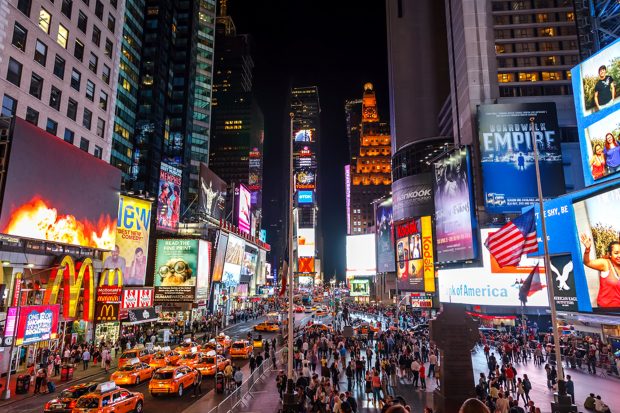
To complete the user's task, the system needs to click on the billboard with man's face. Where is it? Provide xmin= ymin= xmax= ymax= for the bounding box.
xmin=0 ymin=118 xmax=121 ymax=249
xmin=198 ymin=163 xmax=226 ymax=221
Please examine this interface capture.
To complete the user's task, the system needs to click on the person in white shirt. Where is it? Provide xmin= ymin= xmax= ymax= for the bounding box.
xmin=411 ymin=359 xmax=421 ymax=388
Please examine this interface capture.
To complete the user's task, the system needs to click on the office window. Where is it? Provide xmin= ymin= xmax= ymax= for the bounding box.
xmin=94 ymin=145 xmax=103 ymax=159
xmin=111 ymin=0 xmax=117 ymax=8
xmin=61 ymin=0 xmax=73 ymax=18
xmin=46 ymin=118 xmax=58 ymax=135
xmin=1 ymin=95 xmax=17 ymax=117
xmin=107 ymin=15 xmax=115 ymax=32
xmin=39 ymin=8 xmax=51 ymax=34
xmin=70 ymin=68 xmax=81 ymax=91
xmin=53 ymin=55 xmax=66 ymax=79
xmin=96 ymin=118 xmax=105 ymax=137
xmin=57 ymin=24 xmax=69 ymax=48
xmin=86 ymin=80 xmax=95 ymax=101
xmin=95 ymin=0 xmax=104 ymax=19
xmin=64 ymin=128 xmax=75 ymax=144
xmin=25 ymin=107 xmax=39 ymax=125
xmin=34 ymin=40 xmax=47 ymax=66
xmin=74 ymin=39 xmax=84 ymax=61
xmin=99 ymin=91 xmax=108 ymax=110
xmin=17 ymin=0 xmax=31 ymax=16
xmin=92 ymin=26 xmax=101 ymax=46
xmin=104 ymin=38 xmax=113 ymax=58
xmin=82 ymin=108 xmax=92 ymax=129
xmin=49 ymin=86 xmax=62 ymax=110
xmin=6 ymin=58 xmax=23 ymax=86
xmin=11 ymin=22 xmax=28 ymax=51
xmin=88 ymin=53 xmax=98 ymax=73
xmin=102 ymin=65 xmax=110 ymax=84
xmin=29 ymin=72 xmax=44 ymax=99
xmin=78 ymin=10 xmax=88 ymax=33
xmin=81 ymin=0 xmax=90 ymax=5
xmin=80 ymin=137 xmax=89 ymax=152
xmin=67 ymin=98 xmax=78 ymax=120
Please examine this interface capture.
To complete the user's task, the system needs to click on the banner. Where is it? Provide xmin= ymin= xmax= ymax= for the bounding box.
xmin=222 ymin=234 xmax=244 ymax=287
xmin=198 ymin=163 xmax=226 ymax=221
xmin=15 ymin=305 xmax=60 ymax=346
xmin=375 ymin=197 xmax=395 ymax=273
xmin=433 ymin=148 xmax=476 ymax=262
xmin=478 ymin=103 xmax=565 ymax=213
xmin=392 ymin=173 xmax=433 ymax=222
xmin=195 ymin=240 xmax=211 ymax=301
xmin=157 ymin=163 xmax=182 ymax=231
xmin=550 ymin=254 xmax=579 ymax=312
xmin=211 ymin=232 xmax=228 ymax=283
xmin=121 ymin=288 xmax=154 ymax=309
xmin=154 ymin=239 xmax=198 ymax=302
xmin=236 ymin=184 xmax=251 ymax=235
xmin=124 ymin=307 xmax=158 ymax=324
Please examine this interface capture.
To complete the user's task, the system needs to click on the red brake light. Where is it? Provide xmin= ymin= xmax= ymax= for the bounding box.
xmin=45 ymin=402 xmax=52 ymax=410
xmin=69 ymin=401 xmax=77 ymax=408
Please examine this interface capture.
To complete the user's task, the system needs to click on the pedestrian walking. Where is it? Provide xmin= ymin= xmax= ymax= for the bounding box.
xmin=82 ymin=349 xmax=91 ymax=370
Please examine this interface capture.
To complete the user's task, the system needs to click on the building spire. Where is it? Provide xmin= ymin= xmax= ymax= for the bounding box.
xmin=219 ymin=0 xmax=228 ymax=17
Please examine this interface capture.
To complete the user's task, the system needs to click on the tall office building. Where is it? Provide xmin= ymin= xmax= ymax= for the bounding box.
xmin=346 ymin=84 xmax=391 ymax=234
xmin=0 ymin=0 xmax=124 ymax=161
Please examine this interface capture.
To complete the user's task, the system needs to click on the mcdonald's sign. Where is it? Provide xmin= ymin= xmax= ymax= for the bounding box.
xmin=95 ymin=302 xmax=119 ymax=322
xmin=42 ymin=255 xmax=123 ymax=322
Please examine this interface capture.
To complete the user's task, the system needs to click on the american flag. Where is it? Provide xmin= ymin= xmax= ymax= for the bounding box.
xmin=485 ymin=209 xmax=538 ymax=267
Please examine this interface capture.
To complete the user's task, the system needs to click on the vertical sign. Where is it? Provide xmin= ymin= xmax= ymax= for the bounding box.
xmin=345 ymin=165 xmax=351 ymax=234
xmin=157 ymin=162 xmax=182 ymax=231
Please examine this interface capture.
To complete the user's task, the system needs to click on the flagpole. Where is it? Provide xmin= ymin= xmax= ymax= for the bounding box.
xmin=530 ymin=116 xmax=565 ymax=385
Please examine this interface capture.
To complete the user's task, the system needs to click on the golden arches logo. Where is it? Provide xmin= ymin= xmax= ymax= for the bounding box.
xmin=43 ymin=255 xmax=95 ymax=321
xmin=99 ymin=268 xmax=123 ymax=287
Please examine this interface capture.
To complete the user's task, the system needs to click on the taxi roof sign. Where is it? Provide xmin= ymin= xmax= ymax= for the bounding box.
xmin=129 ymin=357 xmax=141 ymax=365
xmin=96 ymin=381 xmax=117 ymax=393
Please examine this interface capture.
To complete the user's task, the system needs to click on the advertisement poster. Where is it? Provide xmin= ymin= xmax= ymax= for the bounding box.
xmin=296 ymin=168 xmax=316 ymax=190
xmin=222 ymin=234 xmax=244 ymax=287
xmin=375 ymin=197 xmax=395 ymax=273
xmin=121 ymin=288 xmax=154 ymax=309
xmin=157 ymin=163 xmax=182 ymax=231
xmin=297 ymin=228 xmax=315 ymax=257
xmin=350 ymin=279 xmax=370 ymax=297
xmin=0 ymin=118 xmax=120 ymax=249
xmin=550 ymin=254 xmax=579 ymax=312
xmin=395 ymin=219 xmax=431 ymax=292
xmin=345 ymin=165 xmax=351 ymax=234
xmin=102 ymin=196 xmax=151 ymax=286
xmin=94 ymin=302 xmax=119 ymax=322
xmin=211 ymin=232 xmax=228 ymax=283
xmin=345 ymin=234 xmax=376 ymax=277
xmin=433 ymin=148 xmax=476 ymax=262
xmin=298 ymin=275 xmax=314 ymax=289
xmin=195 ymin=240 xmax=211 ymax=301
xmin=574 ymin=187 xmax=620 ymax=311
xmin=153 ymin=239 xmax=198 ymax=302
xmin=294 ymin=129 xmax=314 ymax=143
xmin=248 ymin=149 xmax=262 ymax=191
xmin=571 ymin=39 xmax=620 ymax=185
xmin=241 ymin=244 xmax=258 ymax=278
xmin=236 ymin=184 xmax=251 ymax=235
xmin=15 ymin=304 xmax=60 ymax=346
xmin=198 ymin=163 xmax=227 ymax=221
xmin=298 ymin=257 xmax=315 ymax=273
xmin=438 ymin=229 xmax=548 ymax=307
xmin=392 ymin=173 xmax=433 ymax=222
xmin=478 ymin=103 xmax=565 ymax=213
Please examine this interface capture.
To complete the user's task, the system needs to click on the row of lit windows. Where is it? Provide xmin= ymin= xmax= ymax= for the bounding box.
xmin=497 ymin=54 xmax=579 ymax=67
xmin=493 ymin=12 xmax=574 ymax=25
xmin=495 ymin=40 xmax=578 ymax=54
xmin=495 ymin=26 xmax=576 ymax=40
xmin=497 ymin=70 xmax=571 ymax=82
xmin=491 ymin=1 xmax=575 ymax=12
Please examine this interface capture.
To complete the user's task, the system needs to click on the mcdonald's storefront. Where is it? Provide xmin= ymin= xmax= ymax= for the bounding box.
xmin=94 ymin=286 xmax=122 ymax=345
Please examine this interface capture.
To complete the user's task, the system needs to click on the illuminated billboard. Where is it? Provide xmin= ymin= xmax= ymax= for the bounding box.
xmin=345 ymin=165 xmax=351 ymax=234
xmin=15 ymin=304 xmax=60 ymax=346
xmin=375 ymin=197 xmax=395 ymax=273
xmin=248 ymin=148 xmax=262 ymax=191
xmin=437 ymin=229 xmax=548 ymax=307
xmin=395 ymin=217 xmax=434 ymax=292
xmin=297 ymin=228 xmax=315 ymax=257
xmin=236 ymin=184 xmax=251 ymax=234
xmin=350 ymin=279 xmax=370 ymax=297
xmin=296 ymin=168 xmax=316 ymax=190
xmin=346 ymin=234 xmax=376 ymax=277
xmin=392 ymin=173 xmax=433 ymax=221
xmin=195 ymin=240 xmax=211 ymax=301
xmin=571 ymin=39 xmax=620 ymax=185
xmin=241 ymin=244 xmax=258 ymax=278
xmin=297 ymin=256 xmax=315 ymax=273
xmin=0 ymin=118 xmax=120 ymax=249
xmin=102 ymin=196 xmax=151 ymax=286
xmin=154 ymin=239 xmax=198 ymax=302
xmin=222 ymin=234 xmax=244 ymax=287
xmin=478 ymin=103 xmax=565 ymax=213
xmin=157 ymin=162 xmax=182 ymax=231
xmin=298 ymin=275 xmax=314 ymax=289
xmin=297 ymin=191 xmax=314 ymax=204
xmin=211 ymin=232 xmax=228 ymax=283
xmin=294 ymin=129 xmax=314 ymax=143
xmin=198 ymin=163 xmax=227 ymax=221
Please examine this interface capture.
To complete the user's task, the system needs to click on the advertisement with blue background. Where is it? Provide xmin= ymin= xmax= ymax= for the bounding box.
xmin=571 ymin=38 xmax=620 ymax=186
xmin=478 ymin=103 xmax=565 ymax=213
xmin=531 ymin=179 xmax=620 ymax=313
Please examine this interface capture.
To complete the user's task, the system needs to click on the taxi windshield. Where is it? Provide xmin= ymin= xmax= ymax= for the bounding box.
xmin=181 ymin=353 xmax=196 ymax=359
xmin=232 ymin=343 xmax=246 ymax=349
xmin=59 ymin=388 xmax=88 ymax=399
xmin=152 ymin=353 xmax=165 ymax=360
xmin=120 ymin=351 xmax=137 ymax=359
xmin=76 ymin=397 xmax=99 ymax=408
xmin=153 ymin=371 xmax=173 ymax=380
xmin=200 ymin=357 xmax=216 ymax=364
xmin=118 ymin=365 xmax=136 ymax=371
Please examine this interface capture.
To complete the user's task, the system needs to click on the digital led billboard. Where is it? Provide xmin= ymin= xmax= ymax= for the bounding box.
xmin=297 ymin=256 xmax=315 ymax=273
xmin=297 ymin=191 xmax=314 ymax=204
xmin=222 ymin=234 xmax=244 ymax=287
xmin=392 ymin=173 xmax=433 ymax=221
xmin=0 ymin=118 xmax=121 ymax=249
xmin=296 ymin=169 xmax=316 ymax=190
xmin=211 ymin=232 xmax=228 ymax=283
xmin=241 ymin=244 xmax=258 ymax=278
xmin=297 ymin=228 xmax=315 ymax=257
xmin=350 ymin=279 xmax=370 ymax=297
xmin=346 ymin=234 xmax=376 ymax=277
xmin=15 ymin=304 xmax=60 ymax=346
xmin=195 ymin=240 xmax=211 ymax=301
xmin=478 ymin=103 xmax=565 ymax=213
xmin=198 ymin=163 xmax=227 ymax=221
xmin=153 ymin=239 xmax=198 ymax=302
xmin=294 ymin=129 xmax=314 ymax=143
xmin=375 ymin=197 xmax=395 ymax=273
xmin=157 ymin=163 xmax=182 ymax=231
xmin=395 ymin=218 xmax=434 ymax=292
xmin=236 ymin=184 xmax=251 ymax=234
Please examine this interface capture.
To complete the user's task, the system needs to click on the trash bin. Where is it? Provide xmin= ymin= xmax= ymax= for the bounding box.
xmin=215 ymin=372 xmax=225 ymax=394
xmin=15 ymin=375 xmax=30 ymax=394
xmin=60 ymin=364 xmax=75 ymax=381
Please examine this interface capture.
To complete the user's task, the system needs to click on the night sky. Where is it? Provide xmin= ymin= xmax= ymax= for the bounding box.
xmin=228 ymin=0 xmax=389 ymax=280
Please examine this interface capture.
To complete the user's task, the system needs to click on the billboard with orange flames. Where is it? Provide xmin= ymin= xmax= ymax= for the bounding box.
xmin=0 ymin=118 xmax=121 ymax=249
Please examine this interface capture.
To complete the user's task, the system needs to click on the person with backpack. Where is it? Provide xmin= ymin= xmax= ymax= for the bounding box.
xmin=522 ymin=374 xmax=532 ymax=403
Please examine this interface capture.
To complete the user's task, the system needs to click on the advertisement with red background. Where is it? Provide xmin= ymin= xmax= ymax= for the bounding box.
xmin=15 ymin=304 xmax=60 ymax=346
xmin=0 ymin=118 xmax=120 ymax=249
xmin=122 ymin=288 xmax=154 ymax=309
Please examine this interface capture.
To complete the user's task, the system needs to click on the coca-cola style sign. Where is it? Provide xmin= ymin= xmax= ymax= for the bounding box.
xmin=121 ymin=288 xmax=154 ymax=309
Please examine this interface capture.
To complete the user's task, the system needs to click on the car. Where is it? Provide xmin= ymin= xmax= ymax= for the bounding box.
xmin=193 ymin=352 xmax=230 ymax=376
xmin=315 ymin=309 xmax=329 ymax=317
xmin=44 ymin=382 xmax=99 ymax=413
xmin=176 ymin=350 xmax=201 ymax=367
xmin=304 ymin=306 xmax=313 ymax=314
xmin=118 ymin=347 xmax=152 ymax=367
xmin=294 ymin=306 xmax=304 ymax=313
xmin=214 ymin=334 xmax=232 ymax=349
xmin=175 ymin=341 xmax=201 ymax=355
xmin=203 ymin=340 xmax=225 ymax=355
xmin=305 ymin=323 xmax=329 ymax=333
xmin=72 ymin=382 xmax=144 ymax=413
xmin=149 ymin=349 xmax=181 ymax=368
xmin=110 ymin=359 xmax=154 ymax=386
xmin=148 ymin=366 xmax=199 ymax=397
xmin=229 ymin=340 xmax=253 ymax=359
xmin=310 ymin=306 xmax=319 ymax=312
xmin=254 ymin=321 xmax=280 ymax=332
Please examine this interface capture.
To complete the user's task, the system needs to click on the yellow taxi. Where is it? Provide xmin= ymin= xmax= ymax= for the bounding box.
xmin=254 ymin=321 xmax=280 ymax=332
xmin=229 ymin=340 xmax=253 ymax=359
xmin=148 ymin=366 xmax=199 ymax=397
xmin=214 ymin=333 xmax=232 ymax=349
xmin=148 ymin=348 xmax=181 ymax=369
xmin=118 ymin=347 xmax=152 ymax=367
xmin=110 ymin=359 xmax=154 ymax=386
xmin=175 ymin=341 xmax=201 ymax=355
xmin=193 ymin=352 xmax=230 ymax=376
xmin=203 ymin=340 xmax=225 ymax=355
xmin=72 ymin=381 xmax=144 ymax=413
xmin=315 ymin=309 xmax=329 ymax=317
xmin=44 ymin=382 xmax=98 ymax=413
xmin=176 ymin=349 xmax=201 ymax=367
xmin=355 ymin=323 xmax=380 ymax=335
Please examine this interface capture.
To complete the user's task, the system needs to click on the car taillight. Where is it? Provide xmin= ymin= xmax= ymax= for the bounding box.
xmin=45 ymin=402 xmax=52 ymax=410
xmin=69 ymin=401 xmax=77 ymax=408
